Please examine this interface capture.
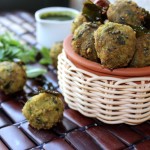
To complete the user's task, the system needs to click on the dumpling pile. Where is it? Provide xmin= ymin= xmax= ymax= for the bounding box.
xmin=71 ymin=0 xmax=150 ymax=69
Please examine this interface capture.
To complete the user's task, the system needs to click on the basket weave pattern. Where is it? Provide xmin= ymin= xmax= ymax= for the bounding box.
xmin=58 ymin=50 xmax=150 ymax=125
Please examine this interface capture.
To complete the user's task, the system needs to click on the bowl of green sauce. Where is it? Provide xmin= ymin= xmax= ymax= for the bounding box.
xmin=35 ymin=7 xmax=79 ymax=48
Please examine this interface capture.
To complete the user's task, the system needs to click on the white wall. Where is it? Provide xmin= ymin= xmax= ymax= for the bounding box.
xmin=69 ymin=0 xmax=85 ymax=11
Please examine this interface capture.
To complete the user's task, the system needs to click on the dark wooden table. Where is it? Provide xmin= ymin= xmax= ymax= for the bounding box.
xmin=0 ymin=11 xmax=150 ymax=150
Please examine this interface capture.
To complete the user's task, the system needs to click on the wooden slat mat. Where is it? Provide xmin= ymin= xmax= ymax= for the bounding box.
xmin=0 ymin=11 xmax=150 ymax=150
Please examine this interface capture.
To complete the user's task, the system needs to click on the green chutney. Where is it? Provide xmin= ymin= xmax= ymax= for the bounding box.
xmin=40 ymin=11 xmax=75 ymax=21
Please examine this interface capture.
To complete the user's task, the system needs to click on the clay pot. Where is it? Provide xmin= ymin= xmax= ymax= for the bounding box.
xmin=63 ymin=35 xmax=150 ymax=78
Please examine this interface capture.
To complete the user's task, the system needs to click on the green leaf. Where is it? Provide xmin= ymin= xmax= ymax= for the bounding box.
xmin=0 ymin=32 xmax=37 ymax=64
xmin=82 ymin=0 xmax=107 ymax=23
xmin=26 ymin=67 xmax=47 ymax=78
xmin=40 ymin=47 xmax=50 ymax=57
xmin=39 ymin=58 xmax=52 ymax=65
xmin=39 ymin=47 xmax=52 ymax=65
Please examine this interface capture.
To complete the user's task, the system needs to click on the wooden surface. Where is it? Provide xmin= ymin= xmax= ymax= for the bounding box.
xmin=0 ymin=11 xmax=150 ymax=150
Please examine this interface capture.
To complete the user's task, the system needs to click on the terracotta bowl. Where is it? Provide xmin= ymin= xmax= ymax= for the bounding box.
xmin=63 ymin=35 xmax=150 ymax=78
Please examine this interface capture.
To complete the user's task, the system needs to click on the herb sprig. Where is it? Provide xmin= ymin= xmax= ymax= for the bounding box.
xmin=39 ymin=47 xmax=52 ymax=65
xmin=0 ymin=32 xmax=37 ymax=63
xmin=0 ymin=32 xmax=51 ymax=78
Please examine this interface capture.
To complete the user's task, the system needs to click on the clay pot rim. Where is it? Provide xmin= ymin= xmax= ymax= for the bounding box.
xmin=63 ymin=35 xmax=150 ymax=77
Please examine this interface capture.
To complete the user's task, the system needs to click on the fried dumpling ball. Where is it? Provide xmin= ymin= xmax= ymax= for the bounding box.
xmin=50 ymin=41 xmax=63 ymax=68
xmin=107 ymin=0 xmax=146 ymax=26
xmin=71 ymin=13 xmax=88 ymax=34
xmin=72 ymin=22 xmax=100 ymax=62
xmin=130 ymin=33 xmax=150 ymax=67
xmin=94 ymin=22 xmax=136 ymax=69
xmin=22 ymin=92 xmax=64 ymax=130
xmin=0 ymin=61 xmax=26 ymax=94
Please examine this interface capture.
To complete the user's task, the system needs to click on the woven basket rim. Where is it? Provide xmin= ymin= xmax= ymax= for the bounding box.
xmin=64 ymin=35 xmax=150 ymax=77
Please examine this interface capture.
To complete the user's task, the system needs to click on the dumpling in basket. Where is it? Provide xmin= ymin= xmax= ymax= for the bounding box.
xmin=107 ymin=0 xmax=146 ymax=26
xmin=94 ymin=22 xmax=136 ymax=69
xmin=130 ymin=33 xmax=150 ymax=67
xmin=72 ymin=22 xmax=100 ymax=62
xmin=71 ymin=13 xmax=88 ymax=34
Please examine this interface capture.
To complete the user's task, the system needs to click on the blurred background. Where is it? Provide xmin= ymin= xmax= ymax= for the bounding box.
xmin=0 ymin=0 xmax=150 ymax=12
xmin=70 ymin=0 xmax=150 ymax=11
xmin=0 ymin=0 xmax=69 ymax=12
xmin=0 ymin=0 xmax=149 ymax=12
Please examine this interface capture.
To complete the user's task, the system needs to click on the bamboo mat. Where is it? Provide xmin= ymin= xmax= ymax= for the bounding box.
xmin=0 ymin=11 xmax=150 ymax=150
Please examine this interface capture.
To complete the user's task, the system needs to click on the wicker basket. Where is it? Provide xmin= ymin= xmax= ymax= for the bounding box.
xmin=58 ymin=35 xmax=150 ymax=125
